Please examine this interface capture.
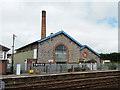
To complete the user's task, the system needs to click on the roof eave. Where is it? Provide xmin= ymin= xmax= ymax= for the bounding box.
xmin=37 ymin=30 xmax=83 ymax=47
xmin=80 ymin=45 xmax=100 ymax=57
xmin=16 ymin=41 xmax=38 ymax=51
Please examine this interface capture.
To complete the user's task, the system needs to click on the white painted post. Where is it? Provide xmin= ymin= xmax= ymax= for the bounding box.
xmin=24 ymin=59 xmax=27 ymax=71
xmin=33 ymin=49 xmax=37 ymax=59
xmin=1 ymin=81 xmax=5 ymax=90
xmin=2 ymin=52 xmax=4 ymax=60
xmin=91 ymin=63 xmax=93 ymax=71
xmin=16 ymin=64 xmax=21 ymax=75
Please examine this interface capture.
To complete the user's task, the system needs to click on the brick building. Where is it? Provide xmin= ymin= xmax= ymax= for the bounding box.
xmin=15 ymin=10 xmax=100 ymax=65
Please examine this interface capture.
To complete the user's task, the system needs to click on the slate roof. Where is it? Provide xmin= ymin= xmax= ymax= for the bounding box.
xmin=80 ymin=45 xmax=100 ymax=57
xmin=17 ymin=30 xmax=100 ymax=57
xmin=37 ymin=30 xmax=100 ymax=57
xmin=37 ymin=30 xmax=83 ymax=47
xmin=0 ymin=44 xmax=10 ymax=51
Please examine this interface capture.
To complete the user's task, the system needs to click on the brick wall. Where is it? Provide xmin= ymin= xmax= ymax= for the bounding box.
xmin=0 ymin=60 xmax=7 ymax=74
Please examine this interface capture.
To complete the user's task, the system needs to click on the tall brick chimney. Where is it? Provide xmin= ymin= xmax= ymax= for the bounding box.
xmin=41 ymin=10 xmax=46 ymax=39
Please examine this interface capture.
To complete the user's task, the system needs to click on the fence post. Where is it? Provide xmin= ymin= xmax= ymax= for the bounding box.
xmin=50 ymin=62 xmax=51 ymax=73
xmin=16 ymin=64 xmax=21 ymax=75
xmin=44 ymin=65 xmax=45 ymax=72
xmin=85 ymin=63 xmax=86 ymax=71
xmin=33 ymin=65 xmax=36 ymax=74
xmin=92 ymin=63 xmax=93 ymax=71
xmin=46 ymin=66 xmax=48 ymax=73
xmin=71 ymin=65 xmax=73 ymax=72
xmin=1 ymin=81 xmax=5 ymax=90
xmin=60 ymin=65 xmax=62 ymax=73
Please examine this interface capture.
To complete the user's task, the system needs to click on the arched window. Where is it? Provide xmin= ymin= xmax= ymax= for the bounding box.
xmin=55 ymin=45 xmax=67 ymax=62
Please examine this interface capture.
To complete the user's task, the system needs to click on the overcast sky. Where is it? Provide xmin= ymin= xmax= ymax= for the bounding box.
xmin=0 ymin=0 xmax=118 ymax=54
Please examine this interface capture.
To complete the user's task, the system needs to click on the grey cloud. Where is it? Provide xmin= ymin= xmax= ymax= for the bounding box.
xmin=1 ymin=1 xmax=118 ymax=54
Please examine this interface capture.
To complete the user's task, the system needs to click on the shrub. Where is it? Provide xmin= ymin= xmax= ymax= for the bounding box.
xmin=82 ymin=68 xmax=86 ymax=71
xmin=74 ymin=67 xmax=81 ymax=72
xmin=68 ymin=68 xmax=72 ymax=72
xmin=109 ymin=64 xmax=116 ymax=70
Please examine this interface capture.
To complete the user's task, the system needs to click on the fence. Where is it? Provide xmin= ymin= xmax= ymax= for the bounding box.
xmin=7 ymin=63 xmax=120 ymax=74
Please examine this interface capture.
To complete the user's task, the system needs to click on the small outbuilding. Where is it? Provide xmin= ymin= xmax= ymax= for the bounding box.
xmin=0 ymin=44 xmax=10 ymax=74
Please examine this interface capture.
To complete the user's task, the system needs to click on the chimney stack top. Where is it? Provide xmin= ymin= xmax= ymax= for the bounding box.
xmin=41 ymin=10 xmax=46 ymax=39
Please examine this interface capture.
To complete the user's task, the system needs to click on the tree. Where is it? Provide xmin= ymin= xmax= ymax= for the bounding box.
xmin=100 ymin=53 xmax=120 ymax=63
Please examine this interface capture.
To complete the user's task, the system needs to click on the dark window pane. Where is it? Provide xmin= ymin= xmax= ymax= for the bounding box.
xmin=55 ymin=45 xmax=67 ymax=62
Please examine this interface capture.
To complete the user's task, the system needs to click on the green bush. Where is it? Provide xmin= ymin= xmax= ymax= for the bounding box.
xmin=109 ymin=64 xmax=116 ymax=70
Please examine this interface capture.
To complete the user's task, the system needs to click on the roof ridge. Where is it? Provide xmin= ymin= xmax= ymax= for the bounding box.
xmin=80 ymin=45 xmax=100 ymax=57
xmin=37 ymin=30 xmax=83 ymax=46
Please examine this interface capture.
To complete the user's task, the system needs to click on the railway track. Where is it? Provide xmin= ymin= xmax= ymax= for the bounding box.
xmin=5 ymin=75 xmax=120 ymax=90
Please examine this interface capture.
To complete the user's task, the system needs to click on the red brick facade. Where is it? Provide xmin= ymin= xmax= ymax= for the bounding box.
xmin=27 ymin=59 xmax=37 ymax=64
xmin=0 ymin=60 xmax=7 ymax=74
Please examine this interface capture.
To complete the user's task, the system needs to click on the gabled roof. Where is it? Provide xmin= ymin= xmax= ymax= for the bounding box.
xmin=17 ymin=30 xmax=100 ymax=57
xmin=17 ymin=30 xmax=83 ymax=51
xmin=0 ymin=44 xmax=10 ymax=51
xmin=37 ymin=30 xmax=100 ymax=57
xmin=80 ymin=45 xmax=100 ymax=57
xmin=16 ymin=41 xmax=37 ymax=51
xmin=37 ymin=30 xmax=83 ymax=46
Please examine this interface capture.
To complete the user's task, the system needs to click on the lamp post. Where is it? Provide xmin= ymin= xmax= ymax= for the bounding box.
xmin=11 ymin=34 xmax=17 ymax=73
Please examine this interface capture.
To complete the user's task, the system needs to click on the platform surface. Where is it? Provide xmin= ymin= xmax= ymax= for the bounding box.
xmin=0 ymin=70 xmax=119 ymax=79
